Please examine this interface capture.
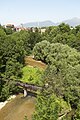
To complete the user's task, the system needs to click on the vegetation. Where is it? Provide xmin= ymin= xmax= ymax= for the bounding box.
xmin=0 ymin=23 xmax=80 ymax=119
xmin=32 ymin=91 xmax=71 ymax=120
xmin=33 ymin=41 xmax=80 ymax=119
xmin=0 ymin=26 xmax=43 ymax=101
xmin=21 ymin=66 xmax=43 ymax=85
xmin=42 ymin=23 xmax=80 ymax=51
xmin=24 ymin=116 xmax=28 ymax=120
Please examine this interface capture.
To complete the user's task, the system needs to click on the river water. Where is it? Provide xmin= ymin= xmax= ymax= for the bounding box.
xmin=0 ymin=94 xmax=36 ymax=120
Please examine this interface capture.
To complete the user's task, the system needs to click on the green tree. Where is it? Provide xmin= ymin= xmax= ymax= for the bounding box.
xmin=32 ymin=88 xmax=70 ymax=120
xmin=45 ymin=43 xmax=80 ymax=107
xmin=33 ymin=40 xmax=50 ymax=62
xmin=58 ymin=23 xmax=70 ymax=33
xmin=75 ymin=103 xmax=80 ymax=120
xmin=4 ymin=27 xmax=14 ymax=35
xmin=0 ymin=35 xmax=25 ymax=78
xmin=0 ymin=29 xmax=26 ymax=101
xmin=0 ymin=83 xmax=10 ymax=101
xmin=28 ymin=31 xmax=42 ymax=50
xmin=33 ymin=42 xmax=80 ymax=109
xmin=53 ymin=33 xmax=76 ymax=47
xmin=75 ymin=25 xmax=80 ymax=33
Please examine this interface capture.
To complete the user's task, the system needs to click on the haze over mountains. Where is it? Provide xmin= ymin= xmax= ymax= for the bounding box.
xmin=22 ymin=17 xmax=80 ymax=27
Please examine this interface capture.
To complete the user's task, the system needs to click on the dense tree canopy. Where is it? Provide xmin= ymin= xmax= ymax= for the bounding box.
xmin=33 ymin=40 xmax=50 ymax=62
xmin=0 ymin=23 xmax=80 ymax=119
xmin=43 ymin=23 xmax=80 ymax=51
xmin=0 ymin=26 xmax=43 ymax=101
xmin=33 ymin=92 xmax=70 ymax=120
xmin=0 ymin=28 xmax=26 ymax=101
xmin=33 ymin=41 xmax=80 ymax=119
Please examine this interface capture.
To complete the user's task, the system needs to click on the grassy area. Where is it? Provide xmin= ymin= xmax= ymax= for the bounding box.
xmin=21 ymin=66 xmax=43 ymax=85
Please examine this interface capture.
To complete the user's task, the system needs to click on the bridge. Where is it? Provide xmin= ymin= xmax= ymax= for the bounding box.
xmin=2 ymin=78 xmax=43 ymax=97
xmin=16 ymin=81 xmax=42 ymax=97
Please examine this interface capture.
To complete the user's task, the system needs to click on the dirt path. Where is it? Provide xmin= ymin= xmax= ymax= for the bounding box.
xmin=25 ymin=56 xmax=47 ymax=69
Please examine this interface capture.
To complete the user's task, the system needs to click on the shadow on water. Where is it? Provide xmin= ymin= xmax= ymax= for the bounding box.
xmin=0 ymin=94 xmax=36 ymax=120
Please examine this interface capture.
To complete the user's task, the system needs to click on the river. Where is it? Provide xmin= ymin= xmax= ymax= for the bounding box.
xmin=0 ymin=94 xmax=36 ymax=120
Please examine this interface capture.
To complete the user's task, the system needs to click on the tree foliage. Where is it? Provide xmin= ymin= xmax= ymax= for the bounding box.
xmin=43 ymin=23 xmax=80 ymax=51
xmin=0 ymin=22 xmax=80 ymax=117
xmin=33 ymin=40 xmax=50 ymax=62
xmin=33 ymin=41 xmax=80 ymax=118
xmin=0 ymin=26 xmax=43 ymax=101
xmin=0 ymin=28 xmax=26 ymax=101
xmin=32 ymin=88 xmax=71 ymax=120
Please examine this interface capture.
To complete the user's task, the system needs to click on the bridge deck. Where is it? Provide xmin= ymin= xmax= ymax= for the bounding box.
xmin=16 ymin=81 xmax=42 ymax=91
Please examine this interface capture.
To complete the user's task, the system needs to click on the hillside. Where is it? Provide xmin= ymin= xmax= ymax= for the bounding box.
xmin=22 ymin=20 xmax=55 ymax=27
xmin=20 ymin=18 xmax=80 ymax=27
xmin=62 ymin=17 xmax=80 ymax=27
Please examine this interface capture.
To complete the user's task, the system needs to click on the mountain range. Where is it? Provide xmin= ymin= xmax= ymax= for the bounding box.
xmin=21 ymin=17 xmax=80 ymax=28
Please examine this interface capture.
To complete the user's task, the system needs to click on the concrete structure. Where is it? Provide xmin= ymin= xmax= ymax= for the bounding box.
xmin=16 ymin=81 xmax=42 ymax=97
xmin=41 ymin=28 xmax=46 ymax=34
xmin=23 ymin=89 xmax=28 ymax=97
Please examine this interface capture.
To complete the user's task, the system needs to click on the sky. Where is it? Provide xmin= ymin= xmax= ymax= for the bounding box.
xmin=0 ymin=0 xmax=80 ymax=25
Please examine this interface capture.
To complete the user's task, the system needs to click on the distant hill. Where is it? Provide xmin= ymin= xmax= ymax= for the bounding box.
xmin=20 ymin=18 xmax=80 ymax=28
xmin=22 ymin=20 xmax=55 ymax=27
xmin=23 ymin=21 xmax=55 ymax=27
xmin=62 ymin=17 xmax=80 ymax=27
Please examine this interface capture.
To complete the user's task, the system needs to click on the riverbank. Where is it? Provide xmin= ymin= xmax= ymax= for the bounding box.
xmin=0 ymin=95 xmax=16 ymax=110
xmin=0 ymin=94 xmax=35 ymax=120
